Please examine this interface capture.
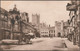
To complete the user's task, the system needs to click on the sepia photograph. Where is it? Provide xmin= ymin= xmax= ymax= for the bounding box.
xmin=0 ymin=0 xmax=80 ymax=51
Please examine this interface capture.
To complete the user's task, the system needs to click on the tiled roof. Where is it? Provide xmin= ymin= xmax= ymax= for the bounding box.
xmin=0 ymin=7 xmax=9 ymax=15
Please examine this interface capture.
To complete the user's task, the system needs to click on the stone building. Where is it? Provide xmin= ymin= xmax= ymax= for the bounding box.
xmin=55 ymin=20 xmax=67 ymax=37
xmin=63 ymin=22 xmax=69 ymax=37
xmin=48 ymin=26 xmax=55 ymax=37
xmin=39 ymin=23 xmax=49 ymax=37
xmin=66 ymin=0 xmax=80 ymax=46
xmin=0 ymin=5 xmax=36 ymax=41
xmin=55 ymin=21 xmax=61 ymax=37
xmin=32 ymin=14 xmax=40 ymax=31
xmin=20 ymin=12 xmax=29 ymax=23
xmin=9 ymin=5 xmax=21 ymax=40
xmin=0 ymin=7 xmax=11 ymax=40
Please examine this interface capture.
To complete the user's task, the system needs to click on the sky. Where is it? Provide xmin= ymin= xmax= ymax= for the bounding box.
xmin=1 ymin=1 xmax=70 ymax=26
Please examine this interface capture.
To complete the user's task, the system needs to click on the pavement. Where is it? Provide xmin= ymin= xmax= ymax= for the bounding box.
xmin=0 ymin=37 xmax=80 ymax=51
xmin=8 ymin=37 xmax=68 ymax=50
xmin=31 ymin=38 xmax=50 ymax=43
xmin=0 ymin=38 xmax=47 ymax=50
xmin=62 ymin=38 xmax=80 ymax=51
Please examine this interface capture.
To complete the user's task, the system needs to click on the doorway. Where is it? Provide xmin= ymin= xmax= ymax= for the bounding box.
xmin=58 ymin=32 xmax=61 ymax=37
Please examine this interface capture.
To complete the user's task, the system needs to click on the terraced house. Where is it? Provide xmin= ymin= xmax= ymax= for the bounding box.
xmin=0 ymin=5 xmax=37 ymax=42
xmin=0 ymin=7 xmax=11 ymax=40
xmin=66 ymin=0 xmax=80 ymax=47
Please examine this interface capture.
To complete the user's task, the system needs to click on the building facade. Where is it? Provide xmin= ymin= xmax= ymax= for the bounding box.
xmin=66 ymin=0 xmax=80 ymax=46
xmin=39 ymin=23 xmax=49 ymax=37
xmin=0 ymin=7 xmax=11 ymax=40
xmin=20 ymin=12 xmax=29 ymax=23
xmin=48 ymin=26 xmax=55 ymax=37
xmin=55 ymin=21 xmax=61 ymax=37
xmin=32 ymin=14 xmax=40 ymax=31
xmin=0 ymin=5 xmax=36 ymax=41
xmin=55 ymin=20 xmax=68 ymax=37
xmin=63 ymin=22 xmax=69 ymax=37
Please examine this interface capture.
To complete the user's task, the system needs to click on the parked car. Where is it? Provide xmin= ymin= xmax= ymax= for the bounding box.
xmin=23 ymin=33 xmax=34 ymax=44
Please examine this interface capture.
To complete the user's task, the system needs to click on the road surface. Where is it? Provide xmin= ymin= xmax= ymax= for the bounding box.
xmin=9 ymin=37 xmax=68 ymax=51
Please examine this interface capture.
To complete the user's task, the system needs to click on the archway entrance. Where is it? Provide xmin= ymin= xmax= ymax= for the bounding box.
xmin=58 ymin=32 xmax=61 ymax=37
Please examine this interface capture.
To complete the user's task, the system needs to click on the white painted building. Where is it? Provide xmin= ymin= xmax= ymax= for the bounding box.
xmin=40 ymin=28 xmax=49 ymax=37
xmin=48 ymin=26 xmax=55 ymax=37
xmin=55 ymin=21 xmax=61 ymax=37
xmin=55 ymin=20 xmax=64 ymax=37
xmin=39 ymin=23 xmax=49 ymax=37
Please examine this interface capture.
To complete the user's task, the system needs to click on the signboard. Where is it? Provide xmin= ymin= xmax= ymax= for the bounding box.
xmin=66 ymin=3 xmax=78 ymax=11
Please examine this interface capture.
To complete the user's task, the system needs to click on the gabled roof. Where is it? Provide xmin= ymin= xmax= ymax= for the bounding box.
xmin=0 ymin=7 xmax=9 ymax=15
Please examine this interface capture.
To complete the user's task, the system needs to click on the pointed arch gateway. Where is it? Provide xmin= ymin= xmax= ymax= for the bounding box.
xmin=58 ymin=32 xmax=61 ymax=37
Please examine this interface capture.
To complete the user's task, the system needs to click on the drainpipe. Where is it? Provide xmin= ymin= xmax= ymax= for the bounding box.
xmin=78 ymin=0 xmax=80 ymax=47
